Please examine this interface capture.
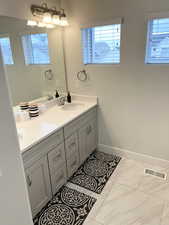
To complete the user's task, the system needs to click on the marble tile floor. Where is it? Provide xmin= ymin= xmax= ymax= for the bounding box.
xmin=66 ymin=157 xmax=169 ymax=225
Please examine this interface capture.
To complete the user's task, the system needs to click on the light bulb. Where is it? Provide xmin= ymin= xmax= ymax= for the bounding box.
xmin=52 ymin=15 xmax=60 ymax=25
xmin=27 ymin=20 xmax=37 ymax=26
xmin=45 ymin=24 xmax=55 ymax=29
xmin=37 ymin=22 xmax=46 ymax=28
xmin=43 ymin=12 xmax=52 ymax=23
xmin=60 ymin=17 xmax=69 ymax=26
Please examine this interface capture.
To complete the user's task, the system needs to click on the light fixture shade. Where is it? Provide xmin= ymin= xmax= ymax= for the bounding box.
xmin=27 ymin=20 xmax=37 ymax=26
xmin=60 ymin=17 xmax=69 ymax=26
xmin=43 ymin=12 xmax=52 ymax=23
xmin=37 ymin=22 xmax=46 ymax=27
xmin=45 ymin=24 xmax=55 ymax=29
xmin=52 ymin=15 xmax=60 ymax=25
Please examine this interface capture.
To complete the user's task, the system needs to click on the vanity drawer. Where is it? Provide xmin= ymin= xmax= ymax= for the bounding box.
xmin=23 ymin=129 xmax=64 ymax=165
xmin=48 ymin=143 xmax=66 ymax=175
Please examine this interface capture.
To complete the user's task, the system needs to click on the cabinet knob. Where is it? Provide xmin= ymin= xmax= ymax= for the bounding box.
xmin=27 ymin=175 xmax=32 ymax=187
xmin=55 ymin=151 xmax=61 ymax=158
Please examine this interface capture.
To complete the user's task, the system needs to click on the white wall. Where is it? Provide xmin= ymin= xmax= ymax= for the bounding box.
xmin=64 ymin=0 xmax=169 ymax=160
xmin=0 ymin=53 xmax=33 ymax=225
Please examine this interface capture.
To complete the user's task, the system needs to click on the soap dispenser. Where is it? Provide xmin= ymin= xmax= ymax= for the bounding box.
xmin=55 ymin=90 xmax=59 ymax=98
xmin=67 ymin=91 xmax=71 ymax=103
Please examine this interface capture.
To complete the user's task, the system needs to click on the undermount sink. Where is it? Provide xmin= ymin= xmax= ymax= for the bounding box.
xmin=60 ymin=102 xmax=85 ymax=111
xmin=31 ymin=97 xmax=58 ymax=112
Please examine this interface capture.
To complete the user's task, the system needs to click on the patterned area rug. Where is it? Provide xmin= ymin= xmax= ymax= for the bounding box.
xmin=34 ymin=186 xmax=96 ymax=225
xmin=69 ymin=151 xmax=121 ymax=194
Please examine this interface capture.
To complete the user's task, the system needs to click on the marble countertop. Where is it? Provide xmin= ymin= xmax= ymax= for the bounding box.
xmin=16 ymin=94 xmax=97 ymax=153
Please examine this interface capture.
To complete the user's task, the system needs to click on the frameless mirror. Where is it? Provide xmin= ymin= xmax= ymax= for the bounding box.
xmin=0 ymin=16 xmax=67 ymax=106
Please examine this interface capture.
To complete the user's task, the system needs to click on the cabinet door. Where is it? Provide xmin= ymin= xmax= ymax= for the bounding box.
xmin=65 ymin=133 xmax=79 ymax=178
xmin=67 ymin=152 xmax=80 ymax=178
xmin=87 ymin=119 xmax=97 ymax=155
xmin=79 ymin=119 xmax=97 ymax=164
xmin=25 ymin=156 xmax=52 ymax=217
xmin=48 ymin=143 xmax=67 ymax=195
xmin=78 ymin=124 xmax=88 ymax=164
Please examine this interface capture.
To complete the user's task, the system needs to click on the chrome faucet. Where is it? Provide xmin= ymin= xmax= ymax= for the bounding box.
xmin=47 ymin=94 xmax=54 ymax=101
xmin=56 ymin=96 xmax=66 ymax=106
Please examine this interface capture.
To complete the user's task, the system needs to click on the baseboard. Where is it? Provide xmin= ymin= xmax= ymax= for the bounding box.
xmin=98 ymin=144 xmax=169 ymax=168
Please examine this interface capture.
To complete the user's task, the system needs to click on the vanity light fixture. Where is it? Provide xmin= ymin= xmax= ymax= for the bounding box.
xmin=60 ymin=9 xmax=69 ymax=26
xmin=37 ymin=22 xmax=46 ymax=28
xmin=45 ymin=24 xmax=55 ymax=29
xmin=52 ymin=14 xmax=60 ymax=25
xmin=28 ymin=3 xmax=69 ymax=28
xmin=43 ymin=12 xmax=52 ymax=23
xmin=27 ymin=20 xmax=37 ymax=26
xmin=60 ymin=17 xmax=68 ymax=26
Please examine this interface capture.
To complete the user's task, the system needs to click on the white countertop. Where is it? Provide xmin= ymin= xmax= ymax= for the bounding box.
xmin=16 ymin=94 xmax=97 ymax=153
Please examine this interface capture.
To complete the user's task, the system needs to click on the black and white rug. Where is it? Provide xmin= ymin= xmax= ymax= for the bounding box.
xmin=69 ymin=151 xmax=121 ymax=194
xmin=34 ymin=186 xmax=96 ymax=225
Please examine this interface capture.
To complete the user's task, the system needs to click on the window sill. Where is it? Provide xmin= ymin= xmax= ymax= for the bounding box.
xmin=145 ymin=62 xmax=169 ymax=65
xmin=25 ymin=63 xmax=52 ymax=66
xmin=84 ymin=63 xmax=120 ymax=67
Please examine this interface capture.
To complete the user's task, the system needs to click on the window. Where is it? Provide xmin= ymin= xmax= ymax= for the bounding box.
xmin=146 ymin=18 xmax=169 ymax=64
xmin=22 ymin=33 xmax=50 ymax=65
xmin=82 ymin=24 xmax=121 ymax=64
xmin=0 ymin=37 xmax=14 ymax=65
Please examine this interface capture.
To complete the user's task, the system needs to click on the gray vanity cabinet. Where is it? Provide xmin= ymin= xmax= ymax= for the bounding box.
xmin=25 ymin=156 xmax=52 ymax=218
xmin=23 ymin=106 xmax=97 ymax=218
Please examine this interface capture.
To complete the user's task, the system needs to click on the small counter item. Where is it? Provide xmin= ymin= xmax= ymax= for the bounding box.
xmin=19 ymin=102 xmax=29 ymax=111
xmin=56 ymin=96 xmax=66 ymax=106
xmin=15 ymin=110 xmax=29 ymax=122
xmin=29 ymin=104 xmax=39 ymax=118
xmin=55 ymin=90 xmax=59 ymax=98
xmin=67 ymin=92 xmax=71 ymax=103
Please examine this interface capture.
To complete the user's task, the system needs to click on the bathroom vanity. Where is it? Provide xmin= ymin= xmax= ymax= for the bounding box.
xmin=18 ymin=95 xmax=97 ymax=217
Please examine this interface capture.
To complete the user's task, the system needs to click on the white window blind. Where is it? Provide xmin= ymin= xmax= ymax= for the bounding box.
xmin=82 ymin=24 xmax=121 ymax=64
xmin=22 ymin=33 xmax=50 ymax=65
xmin=146 ymin=18 xmax=169 ymax=64
xmin=0 ymin=37 xmax=14 ymax=65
